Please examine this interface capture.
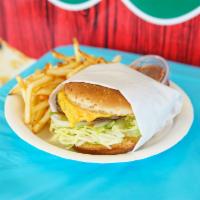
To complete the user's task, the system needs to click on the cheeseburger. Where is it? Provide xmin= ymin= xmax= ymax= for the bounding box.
xmin=50 ymin=82 xmax=141 ymax=155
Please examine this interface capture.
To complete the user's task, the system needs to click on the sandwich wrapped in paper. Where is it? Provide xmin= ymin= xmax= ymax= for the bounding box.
xmin=49 ymin=63 xmax=183 ymax=154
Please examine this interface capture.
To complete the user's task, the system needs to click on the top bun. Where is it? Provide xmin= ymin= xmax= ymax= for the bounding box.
xmin=64 ymin=82 xmax=133 ymax=116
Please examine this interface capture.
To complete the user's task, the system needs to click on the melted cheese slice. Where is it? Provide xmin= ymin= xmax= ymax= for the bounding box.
xmin=57 ymin=90 xmax=113 ymax=127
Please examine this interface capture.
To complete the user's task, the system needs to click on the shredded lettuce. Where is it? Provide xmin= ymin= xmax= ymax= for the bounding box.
xmin=50 ymin=115 xmax=140 ymax=149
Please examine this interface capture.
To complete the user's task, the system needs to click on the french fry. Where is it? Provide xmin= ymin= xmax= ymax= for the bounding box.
xmin=32 ymin=109 xmax=45 ymax=124
xmin=34 ymin=80 xmax=64 ymax=99
xmin=10 ymin=85 xmax=21 ymax=95
xmin=112 ymin=55 xmax=122 ymax=63
xmin=67 ymin=60 xmax=91 ymax=78
xmin=24 ymin=76 xmax=52 ymax=124
xmin=96 ymin=57 xmax=107 ymax=64
xmin=16 ymin=76 xmax=26 ymax=89
xmin=43 ymin=63 xmax=52 ymax=72
xmin=15 ymin=76 xmax=27 ymax=100
xmin=73 ymin=38 xmax=81 ymax=62
xmin=37 ymin=95 xmax=49 ymax=100
xmin=36 ymin=87 xmax=55 ymax=96
xmin=78 ymin=50 xmax=97 ymax=63
xmin=32 ymin=108 xmax=50 ymax=133
xmin=46 ymin=62 xmax=79 ymax=76
xmin=38 ymin=78 xmax=64 ymax=91
xmin=51 ymin=50 xmax=75 ymax=63
xmin=57 ymin=62 xmax=69 ymax=68
xmin=28 ymin=73 xmax=44 ymax=83
xmin=32 ymin=100 xmax=49 ymax=113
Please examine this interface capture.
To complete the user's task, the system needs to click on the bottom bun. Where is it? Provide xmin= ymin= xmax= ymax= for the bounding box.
xmin=73 ymin=137 xmax=139 ymax=155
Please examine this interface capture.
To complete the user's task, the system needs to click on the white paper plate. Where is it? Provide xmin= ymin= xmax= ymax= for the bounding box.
xmin=5 ymin=82 xmax=193 ymax=163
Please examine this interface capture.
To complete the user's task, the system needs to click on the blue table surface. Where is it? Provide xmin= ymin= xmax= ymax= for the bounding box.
xmin=0 ymin=46 xmax=200 ymax=200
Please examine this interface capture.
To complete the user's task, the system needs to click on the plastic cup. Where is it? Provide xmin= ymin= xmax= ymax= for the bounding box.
xmin=130 ymin=55 xmax=169 ymax=85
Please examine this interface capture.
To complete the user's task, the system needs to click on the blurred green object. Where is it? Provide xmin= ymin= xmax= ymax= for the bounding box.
xmin=122 ymin=0 xmax=200 ymax=25
xmin=130 ymin=0 xmax=199 ymax=18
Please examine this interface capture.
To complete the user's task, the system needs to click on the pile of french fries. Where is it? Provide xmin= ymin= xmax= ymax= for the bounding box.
xmin=11 ymin=39 xmax=121 ymax=133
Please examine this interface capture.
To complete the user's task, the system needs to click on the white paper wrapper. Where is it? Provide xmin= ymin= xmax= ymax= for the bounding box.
xmin=49 ymin=63 xmax=183 ymax=150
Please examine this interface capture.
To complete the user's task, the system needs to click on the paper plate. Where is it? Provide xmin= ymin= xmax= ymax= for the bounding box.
xmin=5 ymin=82 xmax=193 ymax=163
